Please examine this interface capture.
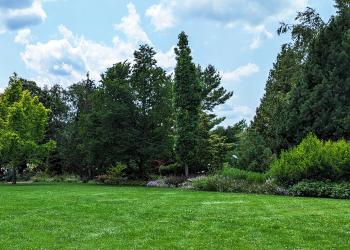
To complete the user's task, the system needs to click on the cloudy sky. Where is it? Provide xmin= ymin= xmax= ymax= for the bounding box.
xmin=0 ymin=0 xmax=335 ymax=125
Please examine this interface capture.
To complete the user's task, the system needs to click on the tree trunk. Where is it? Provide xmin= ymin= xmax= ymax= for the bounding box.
xmin=12 ymin=167 xmax=17 ymax=185
xmin=88 ymin=168 xmax=92 ymax=180
xmin=184 ymin=164 xmax=189 ymax=177
xmin=139 ymin=159 xmax=145 ymax=179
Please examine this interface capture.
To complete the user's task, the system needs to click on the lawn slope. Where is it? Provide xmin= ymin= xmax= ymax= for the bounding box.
xmin=0 ymin=184 xmax=349 ymax=249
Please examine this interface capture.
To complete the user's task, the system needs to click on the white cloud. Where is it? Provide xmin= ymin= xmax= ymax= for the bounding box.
xmin=243 ymin=24 xmax=273 ymax=50
xmin=145 ymin=2 xmax=176 ymax=31
xmin=221 ymin=63 xmax=259 ymax=82
xmin=21 ymin=25 xmax=134 ymax=86
xmin=233 ymin=105 xmax=254 ymax=117
xmin=58 ymin=24 xmax=74 ymax=39
xmin=147 ymin=0 xmax=308 ymax=28
xmin=146 ymin=0 xmax=308 ymax=47
xmin=215 ymin=100 xmax=255 ymax=125
xmin=14 ymin=28 xmax=31 ymax=44
xmin=115 ymin=3 xmax=150 ymax=44
xmin=0 ymin=0 xmax=46 ymax=31
xmin=155 ymin=46 xmax=176 ymax=70
xmin=19 ymin=4 xmax=175 ymax=86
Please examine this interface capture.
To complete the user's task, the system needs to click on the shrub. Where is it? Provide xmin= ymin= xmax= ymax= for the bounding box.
xmin=235 ymin=129 xmax=276 ymax=172
xmin=269 ymin=134 xmax=350 ymax=185
xmin=159 ymin=163 xmax=183 ymax=176
xmin=191 ymin=175 xmax=283 ymax=194
xmin=289 ymin=181 xmax=350 ymax=199
xmin=96 ymin=163 xmax=127 ymax=185
xmin=219 ymin=167 xmax=266 ymax=183
xmin=164 ymin=175 xmax=187 ymax=187
xmin=108 ymin=163 xmax=127 ymax=177
xmin=31 ymin=172 xmax=81 ymax=183
xmin=146 ymin=179 xmax=168 ymax=187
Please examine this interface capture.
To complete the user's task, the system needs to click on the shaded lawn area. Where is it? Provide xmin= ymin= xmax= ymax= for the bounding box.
xmin=0 ymin=183 xmax=349 ymax=249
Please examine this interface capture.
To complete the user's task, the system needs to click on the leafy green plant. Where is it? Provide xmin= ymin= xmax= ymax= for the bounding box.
xmin=159 ymin=163 xmax=183 ymax=176
xmin=219 ymin=166 xmax=267 ymax=183
xmin=108 ymin=162 xmax=127 ymax=177
xmin=190 ymin=175 xmax=282 ymax=194
xmin=269 ymin=134 xmax=350 ymax=185
xmin=234 ymin=129 xmax=276 ymax=172
xmin=31 ymin=172 xmax=81 ymax=183
xmin=289 ymin=181 xmax=350 ymax=199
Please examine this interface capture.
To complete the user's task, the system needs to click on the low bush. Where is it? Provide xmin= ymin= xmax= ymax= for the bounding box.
xmin=219 ymin=167 xmax=266 ymax=183
xmin=164 ymin=175 xmax=187 ymax=187
xmin=191 ymin=175 xmax=284 ymax=195
xmin=95 ymin=163 xmax=127 ymax=185
xmin=32 ymin=172 xmax=81 ymax=183
xmin=289 ymin=181 xmax=350 ymax=199
xmin=159 ymin=163 xmax=183 ymax=176
xmin=269 ymin=134 xmax=350 ymax=185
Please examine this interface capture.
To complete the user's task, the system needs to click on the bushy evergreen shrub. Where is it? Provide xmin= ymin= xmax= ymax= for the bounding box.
xmin=269 ymin=134 xmax=350 ymax=185
xmin=235 ymin=129 xmax=276 ymax=172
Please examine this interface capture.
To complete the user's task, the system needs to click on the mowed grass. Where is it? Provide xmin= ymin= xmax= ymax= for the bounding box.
xmin=0 ymin=184 xmax=350 ymax=250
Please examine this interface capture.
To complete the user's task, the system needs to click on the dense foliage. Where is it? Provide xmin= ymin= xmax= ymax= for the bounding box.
xmin=238 ymin=1 xmax=350 ymax=177
xmin=0 ymin=33 xmax=235 ymax=182
xmin=289 ymin=181 xmax=350 ymax=199
xmin=0 ymin=75 xmax=55 ymax=183
xmin=269 ymin=134 xmax=350 ymax=185
xmin=173 ymin=32 xmax=202 ymax=176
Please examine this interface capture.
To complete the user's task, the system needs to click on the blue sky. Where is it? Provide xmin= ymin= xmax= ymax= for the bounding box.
xmin=0 ymin=0 xmax=335 ymax=126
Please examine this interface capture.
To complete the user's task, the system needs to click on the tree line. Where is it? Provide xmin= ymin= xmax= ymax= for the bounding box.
xmin=1 ymin=0 xmax=349 ymax=184
xmin=0 ymin=32 xmax=241 ymax=183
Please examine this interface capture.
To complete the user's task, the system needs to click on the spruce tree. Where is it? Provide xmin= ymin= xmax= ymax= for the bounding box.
xmin=174 ymin=32 xmax=202 ymax=176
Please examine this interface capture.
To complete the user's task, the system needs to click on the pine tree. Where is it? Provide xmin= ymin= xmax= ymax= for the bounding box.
xmin=196 ymin=65 xmax=233 ymax=172
xmin=174 ymin=32 xmax=202 ymax=176
xmin=288 ymin=2 xmax=350 ymax=143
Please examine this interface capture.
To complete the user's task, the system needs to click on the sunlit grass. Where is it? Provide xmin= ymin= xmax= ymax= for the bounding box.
xmin=0 ymin=183 xmax=349 ymax=249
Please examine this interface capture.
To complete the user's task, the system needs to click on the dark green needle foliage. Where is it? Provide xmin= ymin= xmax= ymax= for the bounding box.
xmin=287 ymin=1 xmax=350 ymax=144
xmin=130 ymin=45 xmax=174 ymax=178
xmin=174 ymin=32 xmax=203 ymax=176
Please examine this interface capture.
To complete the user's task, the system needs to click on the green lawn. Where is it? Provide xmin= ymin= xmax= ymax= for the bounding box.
xmin=0 ymin=184 xmax=349 ymax=249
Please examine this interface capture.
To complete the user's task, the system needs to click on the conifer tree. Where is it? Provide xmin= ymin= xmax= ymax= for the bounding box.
xmin=174 ymin=32 xmax=202 ymax=176
xmin=288 ymin=2 xmax=350 ymax=143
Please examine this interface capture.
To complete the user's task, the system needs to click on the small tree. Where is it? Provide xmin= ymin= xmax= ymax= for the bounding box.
xmin=0 ymin=74 xmax=56 ymax=184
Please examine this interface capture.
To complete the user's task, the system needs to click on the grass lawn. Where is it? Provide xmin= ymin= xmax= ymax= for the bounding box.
xmin=0 ymin=184 xmax=350 ymax=249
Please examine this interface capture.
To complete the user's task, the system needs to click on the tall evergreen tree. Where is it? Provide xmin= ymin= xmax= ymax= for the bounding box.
xmin=237 ymin=7 xmax=325 ymax=171
xmin=196 ymin=65 xmax=234 ymax=172
xmin=60 ymin=74 xmax=97 ymax=177
xmin=130 ymin=45 xmax=173 ymax=178
xmin=287 ymin=2 xmax=350 ymax=144
xmin=250 ymin=45 xmax=302 ymax=153
xmin=174 ymin=32 xmax=202 ymax=176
